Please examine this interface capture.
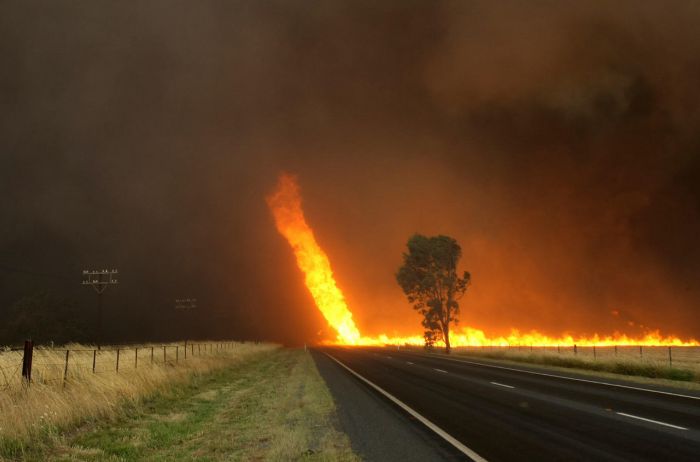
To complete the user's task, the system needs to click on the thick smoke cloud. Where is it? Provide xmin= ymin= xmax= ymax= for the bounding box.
xmin=1 ymin=1 xmax=699 ymax=344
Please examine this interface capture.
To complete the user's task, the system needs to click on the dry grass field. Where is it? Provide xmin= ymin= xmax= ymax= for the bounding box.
xmin=449 ymin=345 xmax=700 ymax=383
xmin=0 ymin=341 xmax=278 ymax=456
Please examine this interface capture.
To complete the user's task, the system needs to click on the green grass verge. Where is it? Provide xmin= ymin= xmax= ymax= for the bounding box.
xmin=453 ymin=350 xmax=696 ymax=382
xmin=1 ymin=349 xmax=358 ymax=462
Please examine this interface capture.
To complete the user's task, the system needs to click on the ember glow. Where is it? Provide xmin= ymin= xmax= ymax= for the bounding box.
xmin=267 ymin=174 xmax=699 ymax=348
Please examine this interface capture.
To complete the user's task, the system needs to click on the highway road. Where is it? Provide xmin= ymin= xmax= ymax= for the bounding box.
xmin=321 ymin=347 xmax=700 ymax=461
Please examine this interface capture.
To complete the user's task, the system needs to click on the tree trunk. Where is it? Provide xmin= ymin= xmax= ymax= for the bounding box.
xmin=443 ymin=325 xmax=451 ymax=354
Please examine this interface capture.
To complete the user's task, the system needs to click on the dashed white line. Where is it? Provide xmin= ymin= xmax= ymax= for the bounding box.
xmin=616 ymin=412 xmax=688 ymax=430
xmin=434 ymin=368 xmax=448 ymax=373
xmin=325 ymin=353 xmax=488 ymax=462
xmin=406 ymin=361 xmax=414 ymax=365
xmin=490 ymin=381 xmax=515 ymax=389
xmin=429 ymin=354 xmax=700 ymax=400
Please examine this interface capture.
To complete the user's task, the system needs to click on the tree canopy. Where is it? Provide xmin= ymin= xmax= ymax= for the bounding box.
xmin=396 ymin=234 xmax=471 ymax=353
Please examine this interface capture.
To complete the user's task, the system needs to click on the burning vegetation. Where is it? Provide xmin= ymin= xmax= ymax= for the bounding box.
xmin=268 ymin=174 xmax=699 ymax=349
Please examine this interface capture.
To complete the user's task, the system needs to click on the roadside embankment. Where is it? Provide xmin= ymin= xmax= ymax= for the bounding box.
xmin=1 ymin=347 xmax=358 ymax=461
xmin=0 ymin=341 xmax=277 ymax=457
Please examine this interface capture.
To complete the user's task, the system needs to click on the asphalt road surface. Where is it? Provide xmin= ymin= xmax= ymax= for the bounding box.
xmin=319 ymin=347 xmax=700 ymax=462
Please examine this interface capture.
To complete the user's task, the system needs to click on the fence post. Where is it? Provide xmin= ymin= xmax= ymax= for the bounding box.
xmin=593 ymin=345 xmax=596 ymax=360
xmin=135 ymin=348 xmax=138 ymax=369
xmin=614 ymin=345 xmax=618 ymax=356
xmin=191 ymin=343 xmax=194 ymax=357
xmin=184 ymin=341 xmax=187 ymax=360
xmin=92 ymin=349 xmax=97 ymax=373
xmin=63 ymin=350 xmax=70 ymax=387
xmin=151 ymin=347 xmax=154 ymax=365
xmin=21 ymin=339 xmax=34 ymax=385
xmin=116 ymin=348 xmax=120 ymax=373
xmin=163 ymin=346 xmax=166 ymax=364
xmin=639 ymin=345 xmax=643 ymax=358
xmin=198 ymin=344 xmax=201 ymax=355
xmin=668 ymin=346 xmax=672 ymax=367
xmin=574 ymin=344 xmax=577 ymax=356
xmin=557 ymin=345 xmax=560 ymax=354
xmin=176 ymin=346 xmax=179 ymax=363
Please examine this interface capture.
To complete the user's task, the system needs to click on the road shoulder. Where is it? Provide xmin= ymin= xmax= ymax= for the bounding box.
xmin=311 ymin=350 xmax=465 ymax=462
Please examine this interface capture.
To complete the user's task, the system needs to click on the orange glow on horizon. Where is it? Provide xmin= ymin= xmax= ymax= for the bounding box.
xmin=267 ymin=173 xmax=699 ymax=348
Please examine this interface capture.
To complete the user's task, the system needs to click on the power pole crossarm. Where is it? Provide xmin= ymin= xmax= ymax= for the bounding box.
xmin=82 ymin=268 xmax=119 ymax=345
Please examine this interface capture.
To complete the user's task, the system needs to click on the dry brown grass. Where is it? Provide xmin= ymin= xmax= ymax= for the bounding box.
xmin=8 ymin=349 xmax=357 ymax=461
xmin=448 ymin=345 xmax=700 ymax=383
xmin=0 ymin=341 xmax=278 ymax=452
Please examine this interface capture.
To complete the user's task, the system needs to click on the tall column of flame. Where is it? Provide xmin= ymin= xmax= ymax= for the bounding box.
xmin=266 ymin=173 xmax=362 ymax=344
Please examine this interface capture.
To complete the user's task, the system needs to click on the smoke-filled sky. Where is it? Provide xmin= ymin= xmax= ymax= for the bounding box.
xmin=2 ymin=1 xmax=700 ymax=344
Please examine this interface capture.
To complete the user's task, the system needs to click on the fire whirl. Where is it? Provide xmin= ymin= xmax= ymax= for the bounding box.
xmin=266 ymin=173 xmax=362 ymax=344
xmin=267 ymin=173 xmax=699 ymax=348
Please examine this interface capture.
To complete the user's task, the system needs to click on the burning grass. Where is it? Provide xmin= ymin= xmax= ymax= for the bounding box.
xmin=0 ymin=341 xmax=278 ymax=458
xmin=449 ymin=346 xmax=700 ymax=383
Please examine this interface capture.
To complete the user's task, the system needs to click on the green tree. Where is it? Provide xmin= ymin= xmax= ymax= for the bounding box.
xmin=396 ymin=234 xmax=471 ymax=354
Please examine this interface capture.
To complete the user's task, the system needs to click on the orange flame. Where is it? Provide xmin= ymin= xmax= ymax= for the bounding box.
xmin=267 ymin=173 xmax=361 ymax=344
xmin=324 ymin=327 xmax=699 ymax=347
xmin=268 ymin=173 xmax=699 ymax=348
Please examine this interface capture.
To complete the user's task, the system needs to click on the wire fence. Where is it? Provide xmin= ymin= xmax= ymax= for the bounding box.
xmin=0 ymin=341 xmax=244 ymax=390
xmin=453 ymin=344 xmax=700 ymax=370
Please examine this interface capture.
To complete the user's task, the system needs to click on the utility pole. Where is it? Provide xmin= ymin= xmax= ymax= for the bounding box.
xmin=175 ymin=298 xmax=197 ymax=311
xmin=82 ymin=269 xmax=119 ymax=346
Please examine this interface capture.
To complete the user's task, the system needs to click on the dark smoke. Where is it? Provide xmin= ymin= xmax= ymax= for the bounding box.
xmin=1 ymin=1 xmax=699 ymax=345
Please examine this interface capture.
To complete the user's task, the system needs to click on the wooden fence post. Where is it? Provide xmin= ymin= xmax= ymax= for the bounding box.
xmin=574 ymin=344 xmax=577 ymax=356
xmin=92 ymin=349 xmax=97 ymax=373
xmin=21 ymin=339 xmax=34 ymax=385
xmin=176 ymin=346 xmax=179 ymax=362
xmin=669 ymin=346 xmax=672 ymax=367
xmin=135 ymin=348 xmax=138 ymax=369
xmin=639 ymin=345 xmax=643 ymax=358
xmin=163 ymin=346 xmax=167 ymax=364
xmin=116 ymin=348 xmax=120 ymax=373
xmin=593 ymin=345 xmax=596 ymax=360
xmin=63 ymin=350 xmax=70 ymax=386
xmin=184 ymin=341 xmax=187 ymax=360
xmin=151 ymin=347 xmax=154 ymax=365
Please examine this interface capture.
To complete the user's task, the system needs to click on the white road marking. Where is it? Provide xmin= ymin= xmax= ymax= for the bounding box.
xmin=434 ymin=368 xmax=448 ymax=373
xmin=491 ymin=381 xmax=515 ymax=389
xmin=616 ymin=412 xmax=688 ymax=430
xmin=325 ymin=353 xmax=488 ymax=462
xmin=430 ymin=355 xmax=700 ymax=401
xmin=406 ymin=361 xmax=414 ymax=365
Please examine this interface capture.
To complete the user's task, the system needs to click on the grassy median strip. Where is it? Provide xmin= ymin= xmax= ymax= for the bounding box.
xmin=452 ymin=350 xmax=697 ymax=382
xmin=24 ymin=349 xmax=358 ymax=462
xmin=440 ymin=349 xmax=700 ymax=390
